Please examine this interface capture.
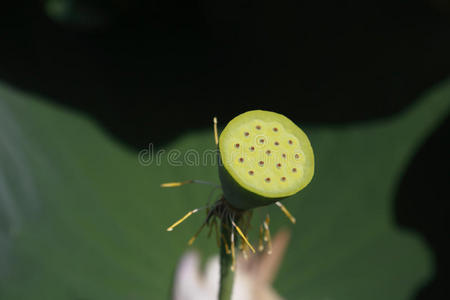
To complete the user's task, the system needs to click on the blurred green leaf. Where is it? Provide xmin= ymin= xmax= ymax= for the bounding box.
xmin=0 ymin=79 xmax=449 ymax=299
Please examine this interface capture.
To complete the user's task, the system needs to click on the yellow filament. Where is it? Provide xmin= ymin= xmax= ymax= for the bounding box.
xmin=213 ymin=117 xmax=219 ymax=145
xmin=160 ymin=180 xmax=193 ymax=188
xmin=231 ymin=220 xmax=256 ymax=253
xmin=230 ymin=230 xmax=236 ymax=271
xmin=264 ymin=215 xmax=272 ymax=254
xmin=188 ymin=223 xmax=206 ymax=246
xmin=275 ymin=201 xmax=296 ymax=224
xmin=263 ymin=215 xmax=270 ymax=242
xmin=166 ymin=209 xmax=199 ymax=231
xmin=258 ymin=224 xmax=264 ymax=252
xmin=221 ymin=234 xmax=231 ymax=254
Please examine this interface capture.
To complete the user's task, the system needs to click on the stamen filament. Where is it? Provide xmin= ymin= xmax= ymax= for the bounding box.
xmin=231 ymin=220 xmax=256 ymax=253
xmin=264 ymin=214 xmax=272 ymax=254
xmin=275 ymin=201 xmax=296 ymax=224
xmin=161 ymin=179 xmax=216 ymax=188
xmin=161 ymin=180 xmax=193 ymax=187
xmin=213 ymin=117 xmax=219 ymax=145
xmin=230 ymin=229 xmax=236 ymax=271
xmin=258 ymin=224 xmax=264 ymax=252
xmin=166 ymin=208 xmax=199 ymax=231
xmin=188 ymin=223 xmax=206 ymax=246
xmin=221 ymin=234 xmax=231 ymax=254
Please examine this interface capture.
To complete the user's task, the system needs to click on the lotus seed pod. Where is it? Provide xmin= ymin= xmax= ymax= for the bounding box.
xmin=218 ymin=110 xmax=314 ymax=210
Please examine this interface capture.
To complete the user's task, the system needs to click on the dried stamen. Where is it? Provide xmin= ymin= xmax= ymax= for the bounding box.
xmin=275 ymin=201 xmax=296 ymax=224
xmin=258 ymin=224 xmax=264 ymax=252
xmin=231 ymin=220 xmax=256 ymax=253
xmin=167 ymin=208 xmax=200 ymax=231
xmin=263 ymin=215 xmax=273 ymax=254
xmin=221 ymin=234 xmax=231 ymax=254
xmin=160 ymin=180 xmax=193 ymax=187
xmin=188 ymin=222 xmax=207 ymax=245
xmin=230 ymin=229 xmax=236 ymax=271
xmin=213 ymin=117 xmax=218 ymax=145
xmin=161 ymin=179 xmax=216 ymax=188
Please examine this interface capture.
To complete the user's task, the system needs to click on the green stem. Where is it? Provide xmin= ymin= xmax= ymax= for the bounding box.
xmin=218 ymin=221 xmax=235 ymax=300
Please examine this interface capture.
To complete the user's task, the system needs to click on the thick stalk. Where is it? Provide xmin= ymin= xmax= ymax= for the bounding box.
xmin=218 ymin=220 xmax=234 ymax=300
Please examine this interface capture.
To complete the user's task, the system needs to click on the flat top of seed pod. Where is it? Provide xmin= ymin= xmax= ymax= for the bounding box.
xmin=219 ymin=110 xmax=314 ymax=198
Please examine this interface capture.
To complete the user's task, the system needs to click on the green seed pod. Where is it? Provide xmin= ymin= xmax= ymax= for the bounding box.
xmin=218 ymin=110 xmax=314 ymax=210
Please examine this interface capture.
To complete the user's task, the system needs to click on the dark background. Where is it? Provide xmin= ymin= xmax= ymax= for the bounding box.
xmin=0 ymin=0 xmax=449 ymax=298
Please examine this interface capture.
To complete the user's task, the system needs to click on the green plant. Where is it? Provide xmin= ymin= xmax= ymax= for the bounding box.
xmin=163 ymin=110 xmax=315 ymax=300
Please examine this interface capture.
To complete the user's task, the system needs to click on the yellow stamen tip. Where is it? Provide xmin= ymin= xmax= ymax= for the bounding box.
xmin=161 ymin=180 xmax=193 ymax=188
